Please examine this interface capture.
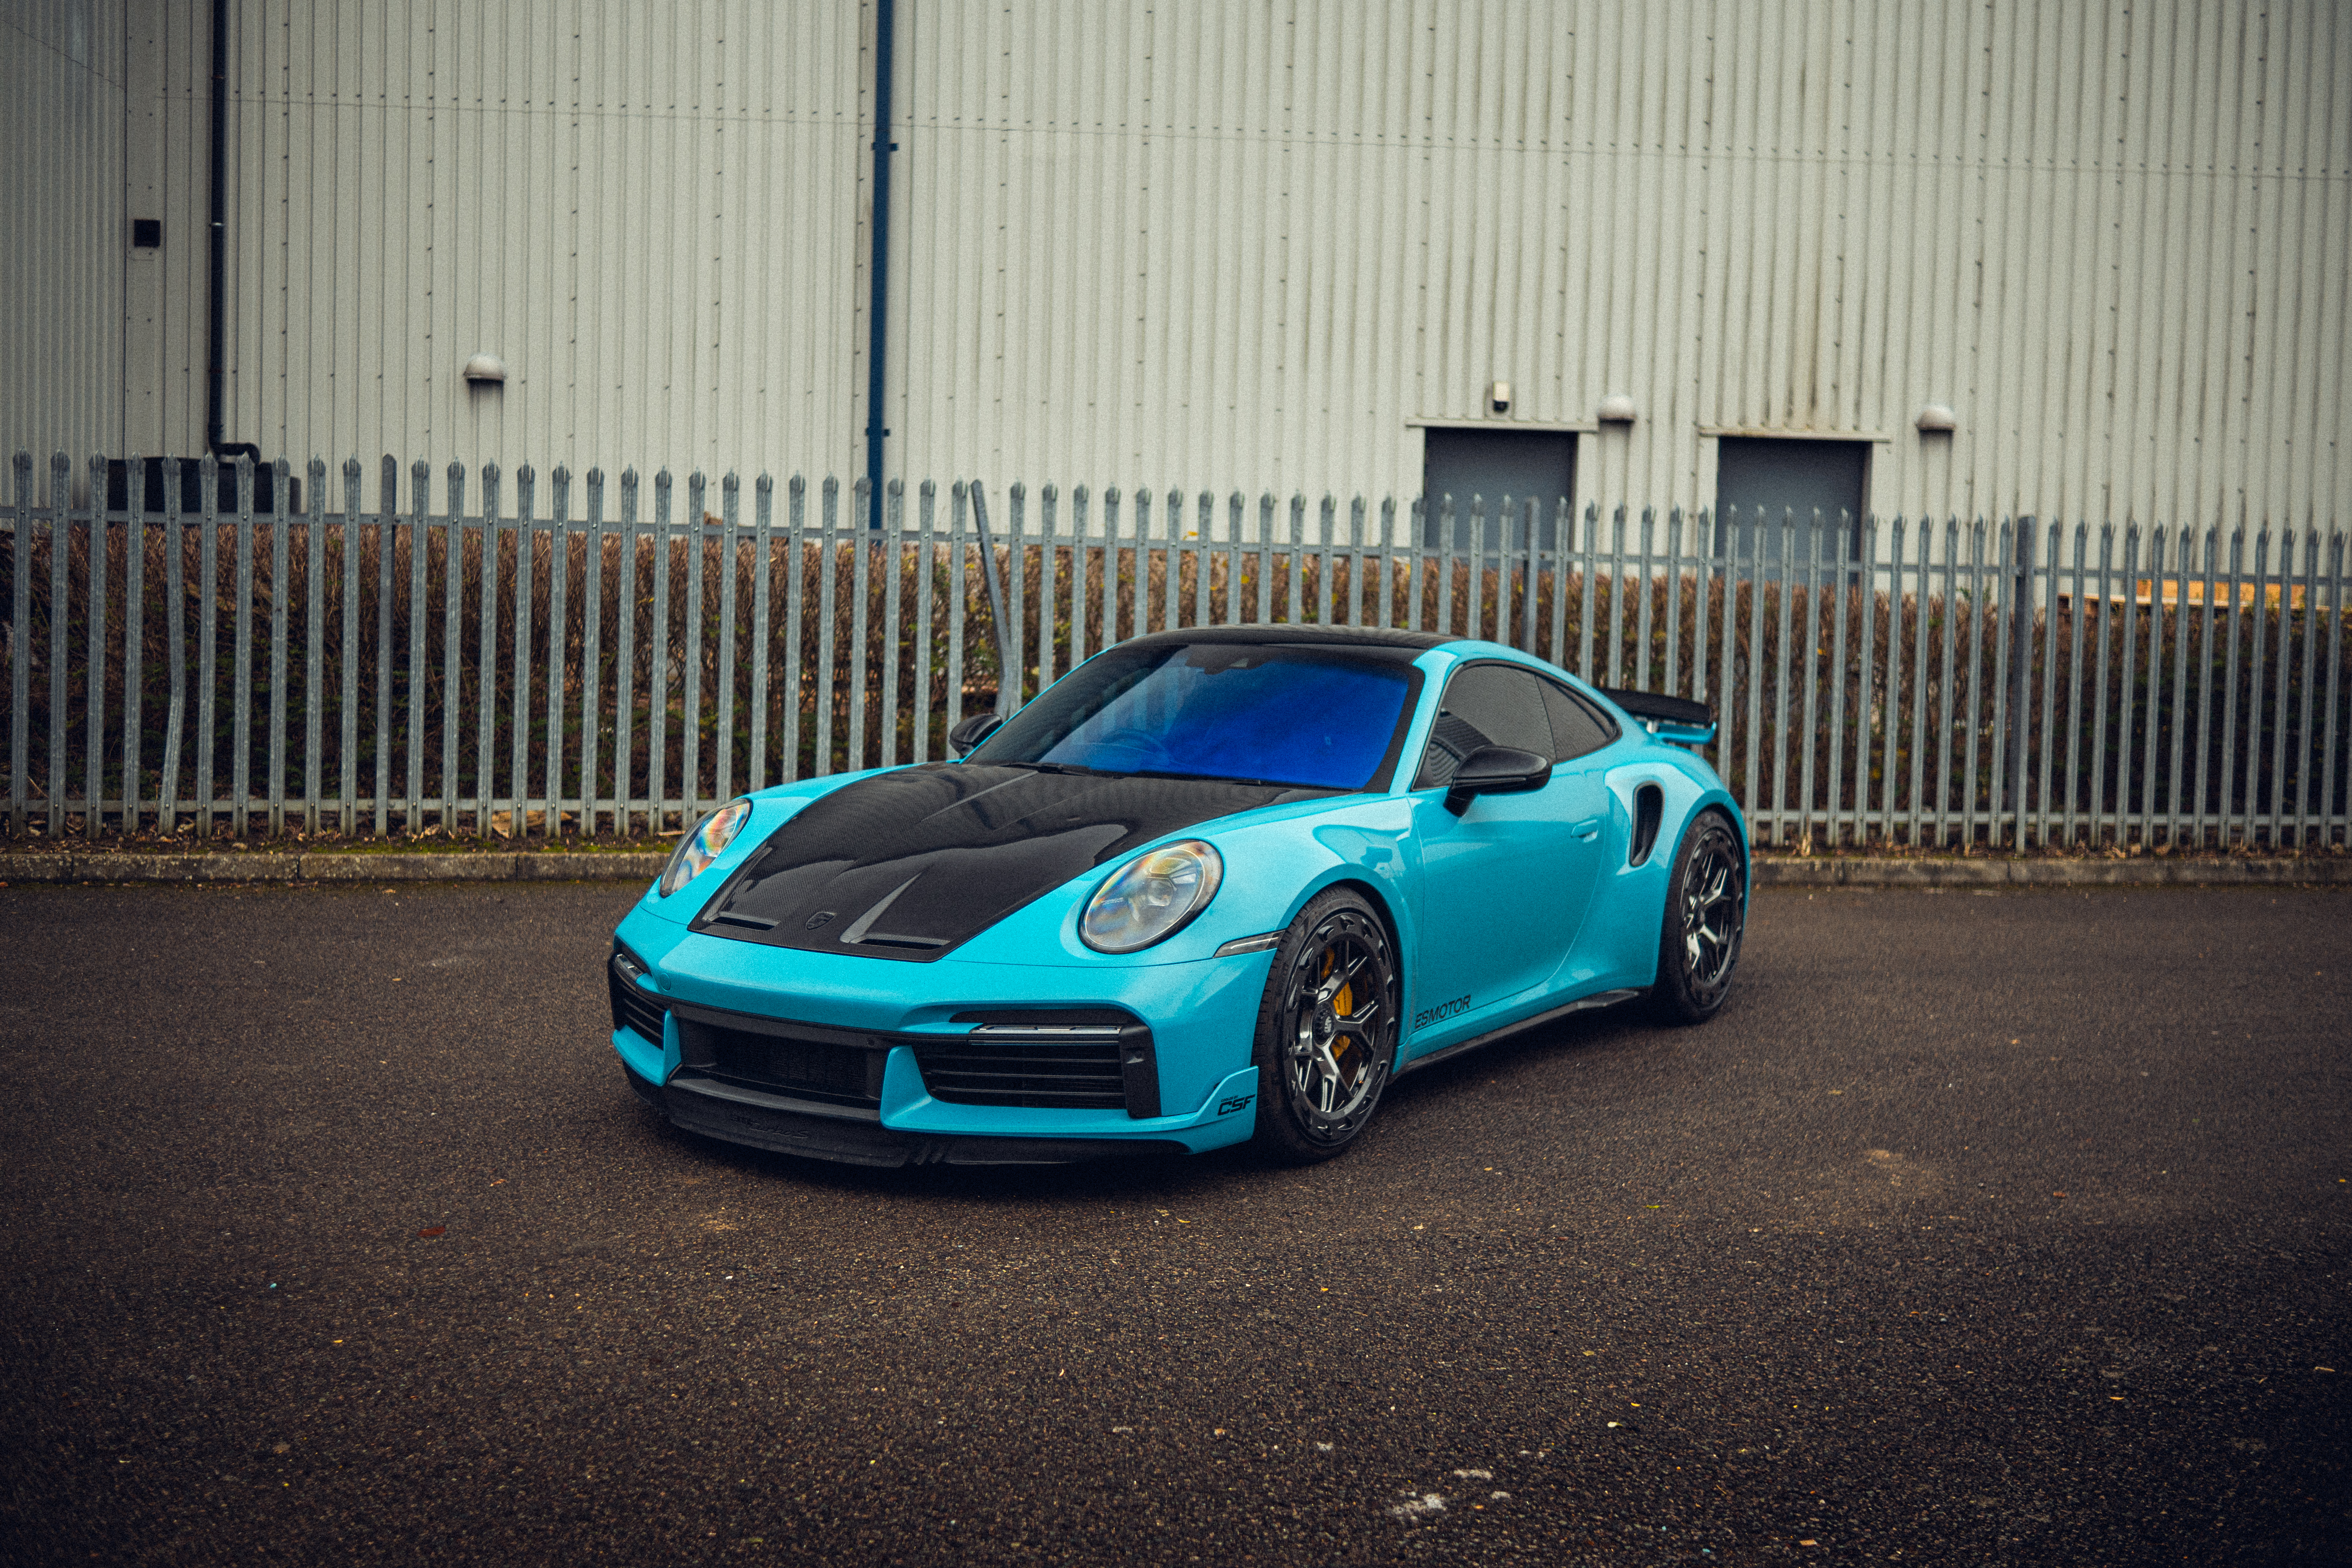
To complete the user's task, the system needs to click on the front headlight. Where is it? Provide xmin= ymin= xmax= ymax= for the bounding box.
xmin=1080 ymin=840 xmax=1223 ymax=953
xmin=660 ymin=798 xmax=754 ymax=897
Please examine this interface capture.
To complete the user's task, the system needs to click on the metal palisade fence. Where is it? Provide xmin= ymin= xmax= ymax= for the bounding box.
xmin=5 ymin=451 xmax=2348 ymax=850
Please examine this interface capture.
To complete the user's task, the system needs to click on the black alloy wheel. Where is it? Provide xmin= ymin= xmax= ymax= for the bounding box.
xmin=1248 ymin=888 xmax=1399 ymax=1165
xmin=1648 ymin=809 xmax=1746 ymax=1024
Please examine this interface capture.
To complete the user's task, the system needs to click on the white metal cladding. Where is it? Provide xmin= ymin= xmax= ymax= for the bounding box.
xmin=120 ymin=0 xmax=867 ymax=485
xmin=4 ymin=2 xmax=2348 ymax=528
xmin=4 ymin=0 xmax=129 ymax=487
xmin=887 ymin=0 xmax=2352 ymax=527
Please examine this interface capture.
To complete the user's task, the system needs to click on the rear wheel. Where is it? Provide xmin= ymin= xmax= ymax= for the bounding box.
xmin=1649 ymin=811 xmax=1746 ymax=1024
xmin=1248 ymin=889 xmax=1399 ymax=1165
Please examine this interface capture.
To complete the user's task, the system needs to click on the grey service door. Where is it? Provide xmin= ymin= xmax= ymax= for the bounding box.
xmin=1714 ymin=437 xmax=1868 ymax=569
xmin=1422 ymin=429 xmax=1575 ymax=548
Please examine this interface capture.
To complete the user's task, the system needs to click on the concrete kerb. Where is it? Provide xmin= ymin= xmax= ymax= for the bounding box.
xmin=0 ymin=852 xmax=671 ymax=885
xmin=1750 ymin=855 xmax=2352 ymax=888
xmin=1 ymin=850 xmax=2346 ymax=890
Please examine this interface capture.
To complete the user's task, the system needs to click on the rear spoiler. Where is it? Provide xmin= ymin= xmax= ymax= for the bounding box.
xmin=1598 ymin=687 xmax=1717 ymax=747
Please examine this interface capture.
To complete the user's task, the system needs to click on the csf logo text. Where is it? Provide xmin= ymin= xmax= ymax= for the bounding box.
xmin=1412 ymin=994 xmax=1471 ymax=1031
xmin=1216 ymin=1094 xmax=1256 ymax=1116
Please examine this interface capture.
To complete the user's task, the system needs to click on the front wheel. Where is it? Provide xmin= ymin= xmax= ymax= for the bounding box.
xmin=1247 ymin=889 xmax=1399 ymax=1165
xmin=1649 ymin=811 xmax=1746 ymax=1024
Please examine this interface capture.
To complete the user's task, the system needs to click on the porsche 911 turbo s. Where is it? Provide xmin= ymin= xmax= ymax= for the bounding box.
xmin=607 ymin=625 xmax=1748 ymax=1168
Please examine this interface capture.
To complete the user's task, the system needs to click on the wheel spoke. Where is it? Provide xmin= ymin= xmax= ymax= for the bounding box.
xmin=1310 ymin=1045 xmax=1347 ymax=1112
xmin=1676 ymin=838 xmax=1743 ymax=991
xmin=1269 ymin=913 xmax=1401 ymax=1139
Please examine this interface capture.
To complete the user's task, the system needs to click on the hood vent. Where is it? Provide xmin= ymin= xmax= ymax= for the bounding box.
xmin=691 ymin=763 xmax=1300 ymax=962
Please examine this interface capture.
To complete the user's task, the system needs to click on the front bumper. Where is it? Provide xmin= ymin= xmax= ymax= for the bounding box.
xmin=606 ymin=916 xmax=1269 ymax=1167
xmin=621 ymin=1058 xmax=1193 ymax=1167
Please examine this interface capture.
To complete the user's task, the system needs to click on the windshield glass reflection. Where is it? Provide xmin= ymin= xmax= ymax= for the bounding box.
xmin=968 ymin=643 xmax=1416 ymax=791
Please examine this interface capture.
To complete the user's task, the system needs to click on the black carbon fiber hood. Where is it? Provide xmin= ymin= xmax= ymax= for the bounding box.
xmin=689 ymin=764 xmax=1319 ymax=961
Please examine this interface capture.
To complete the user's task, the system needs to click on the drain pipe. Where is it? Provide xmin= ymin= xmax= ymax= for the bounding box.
xmin=205 ymin=0 xmax=229 ymax=454
xmin=205 ymin=0 xmax=260 ymax=472
xmin=862 ymin=0 xmax=897 ymax=529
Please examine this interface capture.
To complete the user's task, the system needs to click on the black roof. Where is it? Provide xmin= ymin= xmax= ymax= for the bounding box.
xmin=1123 ymin=624 xmax=1454 ymax=653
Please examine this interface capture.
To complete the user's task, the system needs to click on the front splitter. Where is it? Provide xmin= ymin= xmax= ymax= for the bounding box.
xmin=627 ymin=1064 xmax=1190 ymax=1168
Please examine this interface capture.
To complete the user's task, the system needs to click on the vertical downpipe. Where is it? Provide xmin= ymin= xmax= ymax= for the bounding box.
xmin=205 ymin=0 xmax=260 ymax=485
xmin=206 ymin=0 xmax=231 ymax=456
xmin=864 ymin=0 xmax=897 ymax=530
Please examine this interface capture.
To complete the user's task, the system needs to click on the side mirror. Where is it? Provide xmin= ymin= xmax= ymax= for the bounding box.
xmin=1445 ymin=745 xmax=1552 ymax=814
xmin=947 ymin=712 xmax=1004 ymax=757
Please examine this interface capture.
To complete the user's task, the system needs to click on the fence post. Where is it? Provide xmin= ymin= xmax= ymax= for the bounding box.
xmin=682 ymin=470 xmax=706 ymax=818
xmin=2008 ymin=515 xmax=2036 ymax=848
xmin=125 ymin=452 xmax=148 ymax=834
xmin=1521 ymin=497 xmax=1539 ymax=652
xmin=580 ymin=467 xmax=606 ymax=825
xmin=267 ymin=458 xmax=289 ymax=837
xmin=304 ymin=456 xmax=326 ymax=835
xmin=10 ymin=454 xmax=29 ymax=838
xmin=50 ymin=452 xmax=71 ymax=837
xmin=441 ymin=462 xmax=466 ymax=833
xmin=546 ymin=465 xmax=571 ymax=830
xmin=86 ymin=454 xmax=109 ymax=837
xmin=475 ymin=465 xmax=502 ymax=836
xmin=649 ymin=470 xmax=674 ymax=817
xmin=339 ymin=457 xmax=361 ymax=835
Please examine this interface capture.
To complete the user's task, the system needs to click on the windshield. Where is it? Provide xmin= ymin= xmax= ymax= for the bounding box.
xmin=967 ymin=642 xmax=1422 ymax=791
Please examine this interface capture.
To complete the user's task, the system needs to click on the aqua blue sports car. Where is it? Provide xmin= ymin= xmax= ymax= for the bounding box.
xmin=607 ymin=626 xmax=1748 ymax=1167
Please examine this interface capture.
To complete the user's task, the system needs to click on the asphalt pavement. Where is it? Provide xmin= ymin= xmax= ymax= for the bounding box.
xmin=0 ymin=881 xmax=2344 ymax=1566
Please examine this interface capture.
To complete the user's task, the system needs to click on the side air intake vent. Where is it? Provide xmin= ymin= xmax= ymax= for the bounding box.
xmin=1629 ymin=784 xmax=1665 ymax=867
xmin=921 ymin=1011 xmax=1161 ymax=1117
xmin=609 ymin=948 xmax=668 ymax=1045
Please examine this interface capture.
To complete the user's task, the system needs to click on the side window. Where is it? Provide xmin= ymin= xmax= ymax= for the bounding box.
xmin=1539 ymin=679 xmax=1617 ymax=762
xmin=1414 ymin=664 xmax=1552 ymax=788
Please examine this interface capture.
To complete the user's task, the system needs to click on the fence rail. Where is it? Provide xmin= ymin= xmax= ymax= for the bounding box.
xmin=6 ymin=452 xmax=2348 ymax=850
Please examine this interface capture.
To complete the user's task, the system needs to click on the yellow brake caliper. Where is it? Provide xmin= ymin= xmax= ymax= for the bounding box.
xmin=1328 ymin=950 xmax=1357 ymax=1082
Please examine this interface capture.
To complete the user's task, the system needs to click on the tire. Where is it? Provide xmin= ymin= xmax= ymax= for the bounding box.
xmin=1648 ymin=810 xmax=1747 ymax=1025
xmin=1247 ymin=888 xmax=1401 ymax=1165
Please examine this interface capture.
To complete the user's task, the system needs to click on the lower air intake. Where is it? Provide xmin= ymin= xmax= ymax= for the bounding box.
xmin=917 ymin=1013 xmax=1151 ymax=1112
xmin=702 ymin=1025 xmax=883 ymax=1108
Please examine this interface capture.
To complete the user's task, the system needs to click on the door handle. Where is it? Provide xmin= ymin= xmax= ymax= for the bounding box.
xmin=1571 ymin=817 xmax=1602 ymax=839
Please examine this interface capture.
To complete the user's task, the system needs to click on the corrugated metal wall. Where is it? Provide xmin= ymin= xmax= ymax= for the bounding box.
xmin=6 ymin=2 xmax=2348 ymax=526
xmin=4 ymin=0 xmax=128 ymax=490
xmin=889 ymin=0 xmax=2352 ymax=526
xmin=135 ymin=0 xmax=867 ymax=485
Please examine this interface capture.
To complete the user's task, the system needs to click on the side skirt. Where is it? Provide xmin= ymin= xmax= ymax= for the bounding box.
xmin=1393 ymin=988 xmax=1642 ymax=1078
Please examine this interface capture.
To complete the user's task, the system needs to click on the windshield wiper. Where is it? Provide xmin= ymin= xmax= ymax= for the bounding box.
xmin=1003 ymin=760 xmax=1105 ymax=777
xmin=1124 ymin=768 xmax=1305 ymax=789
